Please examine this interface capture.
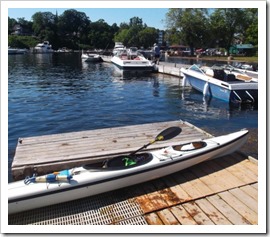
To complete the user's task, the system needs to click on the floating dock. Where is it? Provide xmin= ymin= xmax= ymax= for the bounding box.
xmin=9 ymin=121 xmax=258 ymax=225
xmin=11 ymin=120 xmax=209 ymax=180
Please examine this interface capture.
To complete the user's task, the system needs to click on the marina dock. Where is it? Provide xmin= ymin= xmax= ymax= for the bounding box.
xmin=11 ymin=120 xmax=209 ymax=181
xmin=9 ymin=121 xmax=258 ymax=225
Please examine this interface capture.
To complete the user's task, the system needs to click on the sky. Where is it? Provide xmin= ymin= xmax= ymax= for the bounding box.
xmin=8 ymin=8 xmax=169 ymax=30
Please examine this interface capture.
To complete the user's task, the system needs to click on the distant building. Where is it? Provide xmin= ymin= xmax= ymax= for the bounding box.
xmin=11 ymin=24 xmax=31 ymax=36
xmin=229 ymin=44 xmax=254 ymax=56
xmin=12 ymin=24 xmax=23 ymax=35
xmin=157 ymin=30 xmax=164 ymax=46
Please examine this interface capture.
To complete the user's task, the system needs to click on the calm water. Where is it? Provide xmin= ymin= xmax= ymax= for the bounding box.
xmin=8 ymin=53 xmax=258 ymax=181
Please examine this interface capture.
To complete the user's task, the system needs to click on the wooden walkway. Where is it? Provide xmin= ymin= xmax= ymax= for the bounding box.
xmin=8 ymin=121 xmax=258 ymax=226
xmin=8 ymin=152 xmax=258 ymax=225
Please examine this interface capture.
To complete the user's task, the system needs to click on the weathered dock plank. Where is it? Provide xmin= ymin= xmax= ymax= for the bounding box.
xmin=156 ymin=209 xmax=180 ymax=225
xmin=218 ymin=191 xmax=258 ymax=224
xmin=11 ymin=120 xmax=210 ymax=180
xmin=194 ymin=198 xmax=231 ymax=225
xmin=182 ymin=201 xmax=215 ymax=225
xmin=206 ymin=194 xmax=251 ymax=225
xmin=170 ymin=205 xmax=197 ymax=225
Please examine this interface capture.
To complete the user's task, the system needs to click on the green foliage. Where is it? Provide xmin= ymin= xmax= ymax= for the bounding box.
xmin=8 ymin=8 xmax=258 ymax=56
xmin=166 ymin=9 xmax=209 ymax=54
xmin=165 ymin=8 xmax=258 ymax=56
xmin=8 ymin=35 xmax=39 ymax=48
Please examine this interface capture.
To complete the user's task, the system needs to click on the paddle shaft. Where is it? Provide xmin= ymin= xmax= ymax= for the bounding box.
xmin=129 ymin=141 xmax=154 ymax=156
xmin=129 ymin=127 xmax=181 ymax=156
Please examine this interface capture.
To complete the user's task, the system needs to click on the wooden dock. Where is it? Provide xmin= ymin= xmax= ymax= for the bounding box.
xmin=11 ymin=120 xmax=210 ymax=181
xmin=8 ymin=121 xmax=258 ymax=226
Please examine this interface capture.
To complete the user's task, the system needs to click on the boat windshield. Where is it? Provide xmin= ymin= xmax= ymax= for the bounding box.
xmin=189 ymin=64 xmax=204 ymax=74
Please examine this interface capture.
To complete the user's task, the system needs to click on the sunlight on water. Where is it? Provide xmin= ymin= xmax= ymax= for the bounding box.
xmin=8 ymin=53 xmax=258 ymax=180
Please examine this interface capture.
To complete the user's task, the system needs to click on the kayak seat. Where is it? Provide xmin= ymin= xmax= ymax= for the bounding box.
xmin=105 ymin=153 xmax=153 ymax=169
xmin=173 ymin=141 xmax=207 ymax=151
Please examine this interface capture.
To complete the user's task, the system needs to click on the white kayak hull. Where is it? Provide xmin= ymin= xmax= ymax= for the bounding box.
xmin=8 ymin=130 xmax=248 ymax=214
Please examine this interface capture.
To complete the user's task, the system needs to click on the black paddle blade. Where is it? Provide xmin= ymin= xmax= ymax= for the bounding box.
xmin=155 ymin=126 xmax=182 ymax=141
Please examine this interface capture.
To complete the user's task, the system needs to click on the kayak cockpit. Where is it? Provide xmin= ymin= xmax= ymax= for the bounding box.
xmin=105 ymin=153 xmax=153 ymax=169
xmin=173 ymin=141 xmax=207 ymax=151
xmin=83 ymin=153 xmax=153 ymax=170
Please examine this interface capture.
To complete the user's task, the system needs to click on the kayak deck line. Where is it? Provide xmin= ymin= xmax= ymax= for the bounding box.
xmin=11 ymin=120 xmax=210 ymax=181
xmin=8 ymin=152 xmax=258 ymax=225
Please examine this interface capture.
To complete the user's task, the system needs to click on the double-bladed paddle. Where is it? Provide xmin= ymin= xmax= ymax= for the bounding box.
xmin=129 ymin=126 xmax=182 ymax=156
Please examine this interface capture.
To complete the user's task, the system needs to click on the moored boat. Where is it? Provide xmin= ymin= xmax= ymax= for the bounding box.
xmin=8 ymin=128 xmax=248 ymax=214
xmin=181 ymin=64 xmax=258 ymax=104
xmin=33 ymin=41 xmax=54 ymax=53
xmin=81 ymin=52 xmax=101 ymax=62
xmin=111 ymin=48 xmax=154 ymax=72
xmin=112 ymin=42 xmax=125 ymax=55
xmin=8 ymin=47 xmax=28 ymax=55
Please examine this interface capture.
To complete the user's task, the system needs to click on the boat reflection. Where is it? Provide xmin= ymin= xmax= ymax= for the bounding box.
xmin=111 ymin=64 xmax=152 ymax=80
xmin=180 ymin=85 xmax=257 ymax=120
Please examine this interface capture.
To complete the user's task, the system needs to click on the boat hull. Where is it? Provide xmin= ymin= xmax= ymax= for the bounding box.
xmin=111 ymin=56 xmax=154 ymax=71
xmin=181 ymin=66 xmax=258 ymax=104
xmin=81 ymin=54 xmax=101 ymax=62
xmin=184 ymin=73 xmax=258 ymax=104
xmin=8 ymin=130 xmax=248 ymax=214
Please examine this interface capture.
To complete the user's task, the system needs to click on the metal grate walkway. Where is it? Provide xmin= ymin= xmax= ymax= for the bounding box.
xmin=8 ymin=188 xmax=148 ymax=225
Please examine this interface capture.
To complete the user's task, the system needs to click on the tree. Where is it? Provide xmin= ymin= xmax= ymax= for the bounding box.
xmin=243 ymin=9 xmax=258 ymax=46
xmin=165 ymin=28 xmax=181 ymax=46
xmin=209 ymin=9 xmax=247 ymax=52
xmin=114 ymin=17 xmax=150 ymax=48
xmin=58 ymin=9 xmax=90 ymax=48
xmin=114 ymin=28 xmax=129 ymax=46
xmin=8 ymin=17 xmax=17 ymax=34
xmin=88 ymin=19 xmax=115 ymax=49
xmin=32 ymin=12 xmax=57 ymax=45
xmin=165 ymin=9 xmax=209 ymax=55
xmin=138 ymin=27 xmax=158 ymax=48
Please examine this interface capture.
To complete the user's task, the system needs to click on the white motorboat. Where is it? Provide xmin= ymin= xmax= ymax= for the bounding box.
xmin=33 ymin=41 xmax=54 ymax=53
xmin=111 ymin=48 xmax=154 ymax=72
xmin=8 ymin=47 xmax=28 ymax=55
xmin=81 ymin=53 xmax=101 ymax=62
xmin=112 ymin=42 xmax=125 ymax=55
xmin=8 ymin=127 xmax=248 ymax=214
xmin=181 ymin=64 xmax=258 ymax=104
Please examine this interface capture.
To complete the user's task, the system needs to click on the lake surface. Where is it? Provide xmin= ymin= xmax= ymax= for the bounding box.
xmin=8 ymin=53 xmax=258 ymax=181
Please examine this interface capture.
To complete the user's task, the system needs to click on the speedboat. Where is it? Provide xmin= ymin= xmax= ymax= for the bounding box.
xmin=81 ymin=53 xmax=101 ymax=62
xmin=8 ymin=127 xmax=248 ymax=214
xmin=111 ymin=48 xmax=154 ymax=72
xmin=181 ymin=64 xmax=258 ymax=104
xmin=34 ymin=41 xmax=54 ymax=53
